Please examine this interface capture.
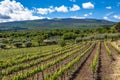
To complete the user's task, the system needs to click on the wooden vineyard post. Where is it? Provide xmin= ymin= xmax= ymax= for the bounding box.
xmin=37 ymin=64 xmax=39 ymax=80
xmin=92 ymin=71 xmax=95 ymax=80
xmin=39 ymin=49 xmax=44 ymax=80
xmin=41 ymin=70 xmax=44 ymax=80
xmin=52 ymin=67 xmax=54 ymax=73
xmin=22 ymin=70 xmax=24 ymax=75
xmin=52 ymin=48 xmax=54 ymax=61
xmin=37 ymin=73 xmax=39 ymax=80
xmin=52 ymin=48 xmax=53 ymax=54
xmin=40 ymin=49 xmax=42 ymax=55
xmin=56 ymin=63 xmax=57 ymax=71
xmin=40 ymin=63 xmax=44 ymax=80
xmin=67 ymin=71 xmax=69 ymax=79
xmin=32 ymin=75 xmax=34 ymax=80
xmin=0 ymin=68 xmax=2 ymax=80
xmin=61 ymin=75 xmax=63 ymax=80
xmin=63 ymin=74 xmax=65 ymax=80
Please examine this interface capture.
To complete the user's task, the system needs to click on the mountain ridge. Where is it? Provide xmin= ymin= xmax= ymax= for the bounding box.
xmin=0 ymin=18 xmax=116 ymax=31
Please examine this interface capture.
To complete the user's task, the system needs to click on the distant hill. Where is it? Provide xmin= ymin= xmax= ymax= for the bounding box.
xmin=0 ymin=18 xmax=116 ymax=31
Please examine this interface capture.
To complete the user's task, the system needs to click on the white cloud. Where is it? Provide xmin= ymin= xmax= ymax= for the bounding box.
xmin=0 ymin=0 xmax=41 ymax=23
xmin=103 ymin=12 xmax=114 ymax=20
xmin=106 ymin=6 xmax=112 ymax=9
xmin=55 ymin=5 xmax=68 ymax=12
xmin=106 ymin=12 xmax=114 ymax=16
xmin=82 ymin=2 xmax=94 ymax=9
xmin=103 ymin=16 xmax=108 ymax=20
xmin=113 ymin=15 xmax=120 ymax=19
xmin=84 ymin=12 xmax=92 ymax=17
xmin=37 ymin=8 xmax=49 ymax=15
xmin=37 ymin=5 xmax=69 ymax=15
xmin=37 ymin=5 xmax=80 ymax=14
xmin=37 ymin=6 xmax=55 ymax=15
xmin=70 ymin=4 xmax=80 ymax=11
xmin=37 ymin=5 xmax=81 ymax=15
xmin=71 ymin=16 xmax=85 ymax=19
xmin=84 ymin=14 xmax=88 ymax=17
xmin=0 ymin=14 xmax=10 ymax=19
xmin=89 ymin=12 xmax=92 ymax=15
xmin=70 ymin=0 xmax=76 ymax=2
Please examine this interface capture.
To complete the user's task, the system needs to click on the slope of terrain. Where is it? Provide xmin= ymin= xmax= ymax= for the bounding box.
xmin=0 ymin=18 xmax=115 ymax=31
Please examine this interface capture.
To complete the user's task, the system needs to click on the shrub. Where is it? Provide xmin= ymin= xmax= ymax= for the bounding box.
xmin=0 ymin=43 xmax=6 ymax=49
xmin=62 ymin=32 xmax=77 ymax=40
xmin=2 ymin=39 xmax=9 ymax=44
xmin=59 ymin=40 xmax=66 ymax=47
xmin=25 ymin=41 xmax=32 ymax=47
xmin=13 ymin=42 xmax=23 ymax=48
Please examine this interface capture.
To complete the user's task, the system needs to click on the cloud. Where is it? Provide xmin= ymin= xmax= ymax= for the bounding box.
xmin=0 ymin=14 xmax=11 ymax=19
xmin=106 ymin=12 xmax=114 ymax=16
xmin=71 ymin=16 xmax=85 ymax=19
xmin=106 ymin=6 xmax=112 ymax=9
xmin=103 ymin=16 xmax=108 ymax=20
xmin=69 ymin=0 xmax=76 ymax=2
xmin=37 ymin=5 xmax=80 ymax=14
xmin=84 ymin=14 xmax=88 ymax=17
xmin=82 ymin=2 xmax=94 ymax=9
xmin=84 ymin=12 xmax=93 ymax=17
xmin=37 ymin=5 xmax=80 ymax=15
xmin=103 ymin=12 xmax=114 ymax=20
xmin=89 ymin=12 xmax=92 ymax=15
xmin=0 ymin=0 xmax=41 ymax=23
xmin=37 ymin=6 xmax=55 ymax=15
xmin=55 ymin=5 xmax=68 ymax=12
xmin=70 ymin=4 xmax=80 ymax=11
xmin=0 ymin=0 xmax=77 ymax=23
xmin=113 ymin=15 xmax=120 ymax=19
xmin=70 ymin=0 xmax=76 ymax=2
xmin=37 ymin=5 xmax=69 ymax=15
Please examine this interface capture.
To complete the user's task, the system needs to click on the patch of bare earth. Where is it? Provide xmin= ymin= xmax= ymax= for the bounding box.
xmin=72 ymin=43 xmax=97 ymax=80
xmin=107 ymin=43 xmax=120 ymax=80
xmin=97 ymin=42 xmax=111 ymax=80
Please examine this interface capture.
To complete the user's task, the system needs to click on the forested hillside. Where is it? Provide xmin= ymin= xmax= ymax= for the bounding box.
xmin=0 ymin=18 xmax=115 ymax=31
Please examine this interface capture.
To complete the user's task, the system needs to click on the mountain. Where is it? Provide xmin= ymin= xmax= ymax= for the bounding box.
xmin=0 ymin=18 xmax=116 ymax=31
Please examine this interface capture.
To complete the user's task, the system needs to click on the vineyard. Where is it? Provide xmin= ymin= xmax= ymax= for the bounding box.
xmin=0 ymin=41 xmax=120 ymax=80
xmin=0 ymin=0 xmax=120 ymax=80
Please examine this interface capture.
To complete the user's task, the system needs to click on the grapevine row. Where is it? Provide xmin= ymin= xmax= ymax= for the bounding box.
xmin=10 ymin=42 xmax=90 ymax=80
xmin=0 ymin=43 xmax=79 ymax=68
xmin=45 ymin=42 xmax=95 ymax=80
xmin=2 ymin=42 xmax=86 ymax=75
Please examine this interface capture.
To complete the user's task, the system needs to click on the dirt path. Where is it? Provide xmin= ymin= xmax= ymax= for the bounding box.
xmin=107 ymin=43 xmax=120 ymax=80
xmin=97 ymin=42 xmax=111 ymax=80
xmin=72 ymin=43 xmax=97 ymax=80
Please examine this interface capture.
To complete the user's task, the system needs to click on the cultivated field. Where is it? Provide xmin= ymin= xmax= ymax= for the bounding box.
xmin=0 ymin=41 xmax=120 ymax=80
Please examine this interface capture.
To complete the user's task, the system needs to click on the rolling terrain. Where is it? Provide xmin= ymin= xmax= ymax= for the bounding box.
xmin=0 ymin=18 xmax=115 ymax=31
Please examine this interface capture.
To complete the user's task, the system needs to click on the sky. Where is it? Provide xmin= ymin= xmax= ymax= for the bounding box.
xmin=0 ymin=0 xmax=120 ymax=23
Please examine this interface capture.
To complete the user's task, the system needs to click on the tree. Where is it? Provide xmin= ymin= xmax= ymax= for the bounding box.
xmin=25 ymin=41 xmax=32 ymax=47
xmin=62 ymin=32 xmax=77 ymax=40
xmin=59 ymin=40 xmax=66 ymax=47
xmin=14 ymin=42 xmax=22 ymax=48
xmin=37 ymin=36 xmax=44 ymax=46
xmin=0 ymin=43 xmax=6 ymax=49
xmin=110 ymin=27 xmax=116 ymax=33
xmin=2 ymin=39 xmax=9 ymax=44
xmin=114 ymin=22 xmax=120 ymax=32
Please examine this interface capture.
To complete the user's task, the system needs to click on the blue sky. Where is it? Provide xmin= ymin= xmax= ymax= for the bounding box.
xmin=0 ymin=0 xmax=120 ymax=23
